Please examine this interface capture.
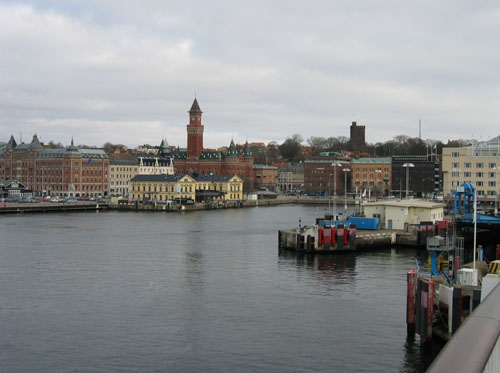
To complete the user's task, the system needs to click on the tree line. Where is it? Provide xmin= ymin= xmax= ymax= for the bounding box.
xmin=248 ymin=134 xmax=453 ymax=164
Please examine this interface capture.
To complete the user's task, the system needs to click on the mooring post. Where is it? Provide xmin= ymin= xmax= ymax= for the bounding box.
xmin=407 ymin=269 xmax=417 ymax=335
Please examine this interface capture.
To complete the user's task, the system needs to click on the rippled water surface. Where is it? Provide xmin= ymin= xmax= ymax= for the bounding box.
xmin=1 ymin=206 xmax=436 ymax=372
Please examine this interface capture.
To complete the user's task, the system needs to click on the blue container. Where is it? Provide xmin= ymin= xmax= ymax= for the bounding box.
xmin=347 ymin=216 xmax=379 ymax=230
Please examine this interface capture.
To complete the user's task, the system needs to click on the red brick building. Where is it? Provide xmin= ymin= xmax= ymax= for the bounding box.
xmin=172 ymin=99 xmax=254 ymax=179
xmin=304 ymin=153 xmax=351 ymax=196
xmin=0 ymin=135 xmax=109 ymax=197
xmin=253 ymin=165 xmax=279 ymax=191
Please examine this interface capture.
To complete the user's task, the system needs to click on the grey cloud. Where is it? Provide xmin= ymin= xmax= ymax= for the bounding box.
xmin=1 ymin=0 xmax=499 ymax=148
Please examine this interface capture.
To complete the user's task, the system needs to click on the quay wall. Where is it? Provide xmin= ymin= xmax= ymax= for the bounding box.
xmin=0 ymin=201 xmax=107 ymax=214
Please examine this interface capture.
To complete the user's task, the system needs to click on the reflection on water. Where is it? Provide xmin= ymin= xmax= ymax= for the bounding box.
xmin=401 ymin=334 xmax=444 ymax=373
xmin=0 ymin=208 xmax=438 ymax=372
xmin=183 ymin=250 xmax=205 ymax=293
xmin=279 ymin=250 xmax=356 ymax=272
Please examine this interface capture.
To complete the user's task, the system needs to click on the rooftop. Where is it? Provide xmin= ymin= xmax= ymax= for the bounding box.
xmin=351 ymin=157 xmax=391 ymax=164
xmin=365 ymin=199 xmax=444 ymax=209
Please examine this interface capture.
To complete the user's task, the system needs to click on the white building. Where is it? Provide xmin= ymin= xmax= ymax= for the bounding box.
xmin=364 ymin=199 xmax=444 ymax=230
xmin=137 ymin=156 xmax=174 ymax=175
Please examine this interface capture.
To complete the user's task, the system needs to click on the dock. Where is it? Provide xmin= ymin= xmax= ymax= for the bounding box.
xmin=0 ymin=201 xmax=108 ymax=214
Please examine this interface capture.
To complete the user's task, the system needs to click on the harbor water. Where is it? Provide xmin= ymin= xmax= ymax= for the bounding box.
xmin=0 ymin=205 xmax=437 ymax=372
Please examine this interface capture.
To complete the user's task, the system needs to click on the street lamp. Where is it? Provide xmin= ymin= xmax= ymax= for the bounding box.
xmin=375 ymin=169 xmax=382 ymax=197
xmin=343 ymin=168 xmax=350 ymax=213
xmin=328 ymin=173 xmax=333 ymax=213
xmin=493 ymin=166 xmax=500 ymax=215
xmin=402 ymin=163 xmax=415 ymax=199
xmin=331 ymin=161 xmax=341 ymax=210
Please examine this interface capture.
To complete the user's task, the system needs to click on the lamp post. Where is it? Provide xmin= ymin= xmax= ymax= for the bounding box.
xmin=402 ymin=163 xmax=415 ymax=199
xmin=328 ymin=173 xmax=333 ymax=213
xmin=375 ymin=169 xmax=382 ymax=197
xmin=331 ymin=161 xmax=341 ymax=211
xmin=343 ymin=168 xmax=350 ymax=213
xmin=493 ymin=166 xmax=500 ymax=216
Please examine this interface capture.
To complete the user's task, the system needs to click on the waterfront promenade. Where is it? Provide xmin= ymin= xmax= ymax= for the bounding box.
xmin=0 ymin=195 xmax=358 ymax=214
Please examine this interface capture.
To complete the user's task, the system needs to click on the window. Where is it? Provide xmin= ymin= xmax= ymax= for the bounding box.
xmin=452 ymin=172 xmax=459 ymax=177
xmin=488 ymin=191 xmax=497 ymax=196
xmin=477 ymin=181 xmax=483 ymax=187
xmin=464 ymin=172 xmax=471 ymax=177
xmin=476 ymin=172 xmax=484 ymax=178
xmin=476 ymin=163 xmax=483 ymax=168
xmin=465 ymin=163 xmax=471 ymax=168
xmin=489 ymin=172 xmax=496 ymax=178
xmin=489 ymin=163 xmax=496 ymax=168
xmin=488 ymin=181 xmax=496 ymax=187
xmin=452 ymin=152 xmax=459 ymax=157
xmin=452 ymin=162 xmax=459 ymax=168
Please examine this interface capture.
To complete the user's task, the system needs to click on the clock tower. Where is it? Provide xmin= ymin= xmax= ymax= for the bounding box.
xmin=187 ymin=98 xmax=204 ymax=160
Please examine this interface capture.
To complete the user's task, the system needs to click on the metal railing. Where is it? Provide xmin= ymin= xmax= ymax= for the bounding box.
xmin=427 ymin=282 xmax=500 ymax=372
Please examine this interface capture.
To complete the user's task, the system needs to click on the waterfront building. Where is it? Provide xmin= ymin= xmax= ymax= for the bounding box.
xmin=193 ymin=175 xmax=243 ymax=202
xmin=442 ymin=136 xmax=500 ymax=203
xmin=391 ymin=154 xmax=440 ymax=199
xmin=172 ymin=99 xmax=254 ymax=180
xmin=277 ymin=163 xmax=304 ymax=193
xmin=364 ymin=199 xmax=444 ymax=230
xmin=108 ymin=139 xmax=174 ymax=197
xmin=129 ymin=174 xmax=243 ymax=202
xmin=303 ymin=153 xmax=351 ymax=196
xmin=350 ymin=157 xmax=391 ymax=196
xmin=0 ymin=135 xmax=109 ymax=197
xmin=253 ymin=165 xmax=279 ymax=191
xmin=0 ymin=179 xmax=31 ymax=199
xmin=109 ymin=159 xmax=138 ymax=197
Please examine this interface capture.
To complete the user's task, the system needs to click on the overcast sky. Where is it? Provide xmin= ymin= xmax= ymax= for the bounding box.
xmin=1 ymin=1 xmax=499 ymax=149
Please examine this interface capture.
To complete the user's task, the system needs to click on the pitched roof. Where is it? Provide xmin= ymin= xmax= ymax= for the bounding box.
xmin=30 ymin=134 xmax=43 ymax=150
xmin=6 ymin=135 xmax=17 ymax=149
xmin=189 ymin=98 xmax=202 ymax=114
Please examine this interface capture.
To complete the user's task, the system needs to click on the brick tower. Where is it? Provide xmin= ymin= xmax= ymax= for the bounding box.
xmin=187 ymin=98 xmax=204 ymax=160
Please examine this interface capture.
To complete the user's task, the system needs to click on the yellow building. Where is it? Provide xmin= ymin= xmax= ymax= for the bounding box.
xmin=442 ymin=137 xmax=500 ymax=202
xmin=109 ymin=160 xmax=138 ymax=197
xmin=129 ymin=174 xmax=243 ymax=202
xmin=194 ymin=175 xmax=243 ymax=201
